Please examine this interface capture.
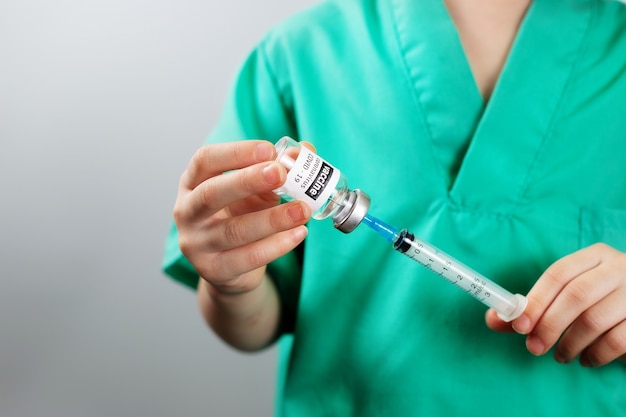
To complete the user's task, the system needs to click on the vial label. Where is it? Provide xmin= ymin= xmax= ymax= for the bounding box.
xmin=284 ymin=145 xmax=340 ymax=212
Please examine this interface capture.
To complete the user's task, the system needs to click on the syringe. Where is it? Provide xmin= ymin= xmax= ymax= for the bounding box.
xmin=362 ymin=213 xmax=528 ymax=322
xmin=271 ymin=137 xmax=527 ymax=321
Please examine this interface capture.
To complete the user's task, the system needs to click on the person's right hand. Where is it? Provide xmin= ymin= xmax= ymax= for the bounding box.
xmin=173 ymin=140 xmax=311 ymax=296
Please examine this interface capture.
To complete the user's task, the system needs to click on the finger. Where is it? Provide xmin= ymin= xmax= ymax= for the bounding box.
xmin=181 ymin=141 xmax=276 ymax=190
xmin=301 ymin=141 xmax=316 ymax=152
xmin=485 ymin=308 xmax=516 ymax=333
xmin=185 ymin=161 xmax=286 ymax=219
xmin=555 ymin=289 xmax=626 ymax=364
xmin=206 ymin=201 xmax=311 ymax=252
xmin=227 ymin=191 xmax=281 ymax=218
xmin=525 ymin=263 xmax=616 ymax=356
xmin=511 ymin=245 xmax=603 ymax=336
xmin=580 ymin=319 xmax=626 ymax=367
xmin=205 ymin=226 xmax=309 ymax=286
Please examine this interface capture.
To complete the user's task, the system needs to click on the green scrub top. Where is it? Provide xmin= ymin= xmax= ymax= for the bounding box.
xmin=163 ymin=0 xmax=626 ymax=415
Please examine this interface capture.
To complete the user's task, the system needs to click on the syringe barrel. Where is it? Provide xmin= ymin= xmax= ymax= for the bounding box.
xmin=394 ymin=230 xmax=527 ymax=322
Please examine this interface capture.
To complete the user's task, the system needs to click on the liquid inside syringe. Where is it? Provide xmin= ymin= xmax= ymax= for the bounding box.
xmin=362 ymin=214 xmax=527 ymax=322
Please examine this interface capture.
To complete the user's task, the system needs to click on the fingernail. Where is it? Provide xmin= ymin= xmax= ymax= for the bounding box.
xmin=286 ymin=203 xmax=306 ymax=222
xmin=579 ymin=354 xmax=594 ymax=368
xmin=292 ymin=226 xmax=308 ymax=241
xmin=526 ymin=334 xmax=546 ymax=356
xmin=256 ymin=142 xmax=274 ymax=161
xmin=554 ymin=349 xmax=568 ymax=364
xmin=262 ymin=163 xmax=281 ymax=185
xmin=512 ymin=314 xmax=532 ymax=334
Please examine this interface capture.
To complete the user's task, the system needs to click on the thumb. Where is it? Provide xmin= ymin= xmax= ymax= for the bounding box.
xmin=485 ymin=308 xmax=516 ymax=333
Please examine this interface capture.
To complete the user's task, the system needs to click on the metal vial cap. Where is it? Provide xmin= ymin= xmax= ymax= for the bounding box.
xmin=333 ymin=189 xmax=370 ymax=233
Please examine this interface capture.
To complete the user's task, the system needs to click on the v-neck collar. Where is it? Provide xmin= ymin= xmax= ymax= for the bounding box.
xmin=389 ymin=0 xmax=484 ymax=191
xmin=388 ymin=0 xmax=592 ymax=214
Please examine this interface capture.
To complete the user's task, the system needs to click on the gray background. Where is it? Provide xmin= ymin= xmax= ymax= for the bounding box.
xmin=1 ymin=0 xmax=315 ymax=416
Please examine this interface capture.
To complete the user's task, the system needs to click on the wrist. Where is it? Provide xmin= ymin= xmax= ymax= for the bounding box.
xmin=198 ymin=274 xmax=281 ymax=351
xmin=202 ymin=267 xmax=267 ymax=299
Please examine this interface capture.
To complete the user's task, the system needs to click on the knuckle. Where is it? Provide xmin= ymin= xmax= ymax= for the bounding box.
xmin=223 ymin=220 xmax=246 ymax=245
xmin=589 ymin=242 xmax=610 ymax=253
xmin=178 ymin=234 xmax=191 ymax=255
xmin=268 ymin=206 xmax=287 ymax=231
xmin=191 ymin=146 xmax=210 ymax=165
xmin=245 ymin=247 xmax=267 ymax=270
xmin=238 ymin=165 xmax=262 ymax=194
xmin=198 ymin=181 xmax=217 ymax=208
xmin=537 ymin=317 xmax=562 ymax=340
xmin=178 ymin=170 xmax=189 ymax=188
xmin=562 ymin=281 xmax=591 ymax=306
xmin=582 ymin=345 xmax=614 ymax=368
xmin=542 ymin=263 xmax=568 ymax=288
xmin=578 ymin=309 xmax=605 ymax=333
xmin=177 ymin=234 xmax=193 ymax=257
xmin=231 ymin=141 xmax=248 ymax=162
xmin=237 ymin=170 xmax=254 ymax=194
xmin=604 ymin=329 xmax=626 ymax=355
xmin=587 ymin=242 xmax=619 ymax=263
xmin=172 ymin=202 xmax=187 ymax=224
xmin=582 ymin=349 xmax=604 ymax=367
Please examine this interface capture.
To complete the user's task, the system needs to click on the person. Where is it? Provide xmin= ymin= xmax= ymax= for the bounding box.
xmin=162 ymin=0 xmax=626 ymax=415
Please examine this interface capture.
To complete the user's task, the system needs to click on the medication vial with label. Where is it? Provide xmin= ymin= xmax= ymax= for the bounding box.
xmin=273 ymin=136 xmax=369 ymax=233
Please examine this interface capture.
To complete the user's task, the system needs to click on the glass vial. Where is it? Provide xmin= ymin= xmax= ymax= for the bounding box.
xmin=273 ymin=136 xmax=370 ymax=233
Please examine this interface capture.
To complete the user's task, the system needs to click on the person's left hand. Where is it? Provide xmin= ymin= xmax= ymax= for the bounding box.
xmin=486 ymin=243 xmax=626 ymax=367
